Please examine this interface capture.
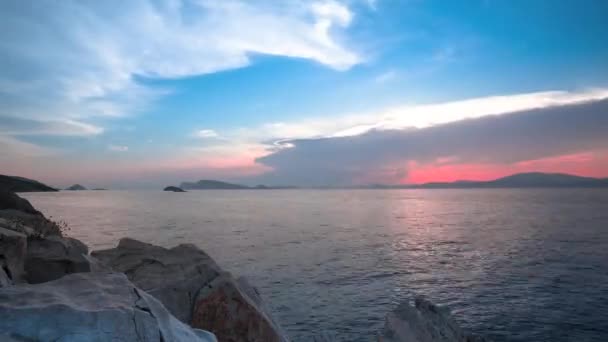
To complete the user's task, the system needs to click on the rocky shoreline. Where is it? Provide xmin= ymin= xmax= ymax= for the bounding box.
xmin=0 ymin=189 xmax=487 ymax=341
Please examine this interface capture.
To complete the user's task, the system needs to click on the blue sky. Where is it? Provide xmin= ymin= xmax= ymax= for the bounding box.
xmin=1 ymin=0 xmax=608 ymax=188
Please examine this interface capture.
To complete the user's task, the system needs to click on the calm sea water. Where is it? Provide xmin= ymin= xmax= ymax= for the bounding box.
xmin=22 ymin=189 xmax=608 ymax=342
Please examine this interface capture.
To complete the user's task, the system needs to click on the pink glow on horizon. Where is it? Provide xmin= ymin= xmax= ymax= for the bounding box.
xmin=404 ymin=151 xmax=608 ymax=184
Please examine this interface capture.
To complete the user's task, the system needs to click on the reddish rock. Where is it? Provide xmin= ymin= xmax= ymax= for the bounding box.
xmin=191 ymin=274 xmax=288 ymax=342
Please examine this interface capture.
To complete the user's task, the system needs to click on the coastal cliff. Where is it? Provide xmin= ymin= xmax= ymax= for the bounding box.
xmin=0 ymin=190 xmax=487 ymax=341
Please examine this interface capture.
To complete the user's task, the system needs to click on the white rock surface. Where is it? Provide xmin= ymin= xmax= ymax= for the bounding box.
xmin=0 ymin=271 xmax=217 ymax=342
xmin=380 ymin=296 xmax=488 ymax=342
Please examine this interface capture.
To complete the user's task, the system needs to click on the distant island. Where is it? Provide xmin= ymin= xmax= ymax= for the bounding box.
xmin=65 ymin=184 xmax=87 ymax=191
xmin=180 ymin=179 xmax=296 ymax=190
xmin=365 ymin=172 xmax=608 ymax=189
xmin=0 ymin=175 xmax=57 ymax=192
xmin=164 ymin=186 xmax=186 ymax=192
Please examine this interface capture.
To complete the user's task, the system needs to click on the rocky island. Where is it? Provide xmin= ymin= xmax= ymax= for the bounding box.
xmin=164 ymin=186 xmax=186 ymax=192
xmin=0 ymin=187 xmax=487 ymax=341
xmin=65 ymin=184 xmax=87 ymax=191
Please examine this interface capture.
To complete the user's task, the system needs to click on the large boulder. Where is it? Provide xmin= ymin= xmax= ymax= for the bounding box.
xmin=191 ymin=274 xmax=289 ymax=342
xmin=380 ymin=296 xmax=488 ymax=342
xmin=92 ymin=238 xmax=222 ymax=323
xmin=24 ymin=235 xmax=90 ymax=284
xmin=0 ymin=227 xmax=27 ymax=287
xmin=92 ymin=238 xmax=289 ymax=342
xmin=0 ymin=271 xmax=217 ymax=342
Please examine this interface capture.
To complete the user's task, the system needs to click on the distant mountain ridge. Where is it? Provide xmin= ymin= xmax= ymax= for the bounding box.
xmin=0 ymin=175 xmax=58 ymax=192
xmin=180 ymin=179 xmax=297 ymax=190
xmin=180 ymin=180 xmax=250 ymax=190
xmin=374 ymin=172 xmax=608 ymax=189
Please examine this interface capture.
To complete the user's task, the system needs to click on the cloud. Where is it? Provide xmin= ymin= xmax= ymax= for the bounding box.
xmin=0 ymin=0 xmax=360 ymax=157
xmin=0 ymin=136 xmax=57 ymax=159
xmin=194 ymin=129 xmax=219 ymax=139
xmin=0 ymin=117 xmax=103 ymax=136
xmin=254 ymin=98 xmax=608 ymax=185
xmin=0 ymin=0 xmax=359 ymax=121
xmin=207 ymin=88 xmax=608 ymax=144
xmin=374 ymin=70 xmax=397 ymax=83
xmin=108 ymin=144 xmax=129 ymax=152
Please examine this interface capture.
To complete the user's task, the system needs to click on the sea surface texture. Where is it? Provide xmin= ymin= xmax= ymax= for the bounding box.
xmin=23 ymin=189 xmax=608 ymax=342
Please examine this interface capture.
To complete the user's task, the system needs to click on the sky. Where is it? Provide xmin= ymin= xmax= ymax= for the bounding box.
xmin=1 ymin=0 xmax=608 ymax=188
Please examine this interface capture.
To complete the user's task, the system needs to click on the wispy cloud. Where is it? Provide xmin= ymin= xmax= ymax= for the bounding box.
xmin=0 ymin=136 xmax=57 ymax=159
xmin=0 ymin=0 xmax=360 ymax=155
xmin=0 ymin=0 xmax=361 ymax=154
xmin=107 ymin=144 xmax=129 ymax=152
xmin=374 ymin=70 xmax=398 ymax=83
xmin=0 ymin=117 xmax=103 ymax=136
xmin=0 ymin=0 xmax=359 ymax=119
xmin=194 ymin=129 xmax=220 ymax=139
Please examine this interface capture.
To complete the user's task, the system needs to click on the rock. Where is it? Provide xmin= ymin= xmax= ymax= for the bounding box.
xmin=24 ymin=235 xmax=91 ymax=284
xmin=0 ymin=210 xmax=63 ymax=237
xmin=65 ymin=184 xmax=87 ymax=190
xmin=236 ymin=276 xmax=289 ymax=339
xmin=380 ymin=296 xmax=488 ymax=342
xmin=0 ymin=267 xmax=10 ymax=287
xmin=92 ymin=238 xmax=222 ymax=323
xmin=0 ymin=271 xmax=217 ymax=342
xmin=0 ymin=175 xmax=58 ymax=192
xmin=92 ymin=238 xmax=290 ymax=341
xmin=0 ymin=190 xmax=42 ymax=216
xmin=191 ymin=273 xmax=289 ymax=342
xmin=0 ymin=227 xmax=27 ymax=286
xmin=164 ymin=186 xmax=186 ymax=192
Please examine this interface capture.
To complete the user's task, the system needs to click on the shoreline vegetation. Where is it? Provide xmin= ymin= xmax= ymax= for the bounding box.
xmin=0 ymin=177 xmax=489 ymax=341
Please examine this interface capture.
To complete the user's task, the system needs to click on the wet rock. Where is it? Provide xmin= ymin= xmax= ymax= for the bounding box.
xmin=0 ymin=227 xmax=27 ymax=286
xmin=380 ymin=296 xmax=488 ymax=342
xmin=24 ymin=235 xmax=90 ymax=284
xmin=0 ymin=271 xmax=217 ymax=342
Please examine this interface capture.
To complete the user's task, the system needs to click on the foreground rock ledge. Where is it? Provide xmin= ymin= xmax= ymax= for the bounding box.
xmin=0 ymin=272 xmax=216 ymax=342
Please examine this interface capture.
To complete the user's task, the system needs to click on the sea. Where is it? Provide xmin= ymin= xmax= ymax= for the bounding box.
xmin=22 ymin=188 xmax=608 ymax=342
